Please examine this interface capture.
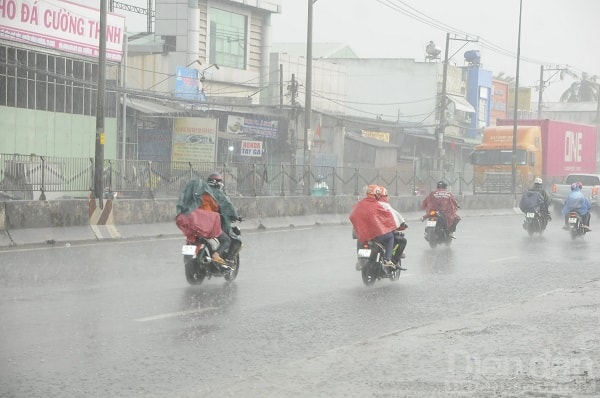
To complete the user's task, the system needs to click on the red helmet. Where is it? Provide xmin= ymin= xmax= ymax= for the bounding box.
xmin=366 ymin=184 xmax=381 ymax=198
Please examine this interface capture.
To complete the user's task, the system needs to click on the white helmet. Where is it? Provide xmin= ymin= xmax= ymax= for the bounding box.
xmin=534 ymin=177 xmax=542 ymax=185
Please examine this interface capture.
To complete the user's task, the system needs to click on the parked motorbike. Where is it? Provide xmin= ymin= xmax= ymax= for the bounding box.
xmin=423 ymin=209 xmax=453 ymax=248
xmin=357 ymin=231 xmax=405 ymax=286
xmin=566 ymin=211 xmax=587 ymax=239
xmin=522 ymin=209 xmax=547 ymax=236
xmin=182 ymin=220 xmax=243 ymax=285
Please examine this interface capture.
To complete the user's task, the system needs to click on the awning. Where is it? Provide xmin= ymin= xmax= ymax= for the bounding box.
xmin=123 ymin=98 xmax=183 ymax=114
xmin=447 ymin=95 xmax=475 ymax=113
xmin=218 ymin=131 xmax=247 ymax=141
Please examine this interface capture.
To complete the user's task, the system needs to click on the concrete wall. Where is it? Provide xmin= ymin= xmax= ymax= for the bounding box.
xmin=0 ymin=194 xmax=515 ymax=231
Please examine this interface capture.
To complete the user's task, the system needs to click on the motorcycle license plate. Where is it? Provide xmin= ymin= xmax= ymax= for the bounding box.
xmin=181 ymin=245 xmax=197 ymax=255
xmin=426 ymin=220 xmax=437 ymax=227
xmin=357 ymin=248 xmax=371 ymax=258
xmin=568 ymin=218 xmax=577 ymax=224
xmin=526 ymin=212 xmax=535 ymax=218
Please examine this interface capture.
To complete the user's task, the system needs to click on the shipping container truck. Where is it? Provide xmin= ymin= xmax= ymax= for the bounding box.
xmin=470 ymin=119 xmax=597 ymax=194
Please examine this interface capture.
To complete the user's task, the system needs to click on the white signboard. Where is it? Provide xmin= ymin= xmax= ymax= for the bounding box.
xmin=241 ymin=140 xmax=263 ymax=157
xmin=0 ymin=0 xmax=125 ymax=62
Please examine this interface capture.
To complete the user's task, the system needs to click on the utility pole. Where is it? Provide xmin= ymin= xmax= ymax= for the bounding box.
xmin=288 ymin=73 xmax=298 ymax=106
xmin=437 ymin=33 xmax=478 ymax=171
xmin=94 ymin=0 xmax=107 ymax=208
xmin=537 ymin=64 xmax=568 ymax=118
xmin=437 ymin=33 xmax=450 ymax=172
xmin=288 ymin=73 xmax=299 ymax=194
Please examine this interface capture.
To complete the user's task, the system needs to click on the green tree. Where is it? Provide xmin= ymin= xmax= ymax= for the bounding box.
xmin=559 ymin=72 xmax=599 ymax=102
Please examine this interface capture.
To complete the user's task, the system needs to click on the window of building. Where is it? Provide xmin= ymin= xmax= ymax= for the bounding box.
xmin=209 ymin=8 xmax=247 ymax=69
xmin=478 ymin=87 xmax=489 ymax=128
xmin=0 ymin=44 xmax=116 ymax=117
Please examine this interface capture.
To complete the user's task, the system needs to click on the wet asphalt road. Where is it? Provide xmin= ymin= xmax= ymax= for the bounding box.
xmin=1 ymin=213 xmax=599 ymax=397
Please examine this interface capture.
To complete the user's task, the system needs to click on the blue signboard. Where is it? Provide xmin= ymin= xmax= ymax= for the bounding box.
xmin=175 ymin=67 xmax=206 ymax=102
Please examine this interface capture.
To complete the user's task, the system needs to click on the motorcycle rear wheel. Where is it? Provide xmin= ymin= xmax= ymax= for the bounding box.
xmin=224 ymin=254 xmax=240 ymax=281
xmin=184 ymin=255 xmax=206 ymax=285
xmin=361 ymin=262 xmax=377 ymax=286
xmin=389 ymin=266 xmax=401 ymax=281
xmin=356 ymin=258 xmax=369 ymax=271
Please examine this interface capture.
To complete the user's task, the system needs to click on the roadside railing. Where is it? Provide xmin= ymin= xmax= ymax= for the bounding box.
xmin=0 ymin=153 xmax=477 ymax=200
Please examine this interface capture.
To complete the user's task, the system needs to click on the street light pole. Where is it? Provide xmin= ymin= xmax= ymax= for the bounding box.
xmin=511 ymin=0 xmax=523 ymax=198
xmin=304 ymin=0 xmax=315 ymax=168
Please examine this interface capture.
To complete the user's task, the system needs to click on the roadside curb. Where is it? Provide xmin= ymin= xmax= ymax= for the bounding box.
xmin=0 ymin=209 xmax=522 ymax=250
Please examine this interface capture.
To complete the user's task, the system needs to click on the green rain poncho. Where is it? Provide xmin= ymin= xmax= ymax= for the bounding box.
xmin=176 ymin=178 xmax=239 ymax=233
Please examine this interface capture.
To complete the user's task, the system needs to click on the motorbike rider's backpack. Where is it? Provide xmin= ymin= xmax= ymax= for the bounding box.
xmin=519 ymin=190 xmax=543 ymax=212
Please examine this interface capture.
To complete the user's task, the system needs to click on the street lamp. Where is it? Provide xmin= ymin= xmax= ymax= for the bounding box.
xmin=228 ymin=145 xmax=234 ymax=163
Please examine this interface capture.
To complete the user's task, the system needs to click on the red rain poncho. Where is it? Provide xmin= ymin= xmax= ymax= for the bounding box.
xmin=421 ymin=189 xmax=460 ymax=226
xmin=176 ymin=207 xmax=223 ymax=241
xmin=349 ymin=197 xmax=397 ymax=243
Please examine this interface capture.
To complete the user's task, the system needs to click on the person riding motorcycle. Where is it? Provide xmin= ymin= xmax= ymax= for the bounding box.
xmin=349 ymin=185 xmax=398 ymax=268
xmin=198 ymin=173 xmax=242 ymax=265
xmin=519 ymin=177 xmax=552 ymax=228
xmin=421 ymin=180 xmax=461 ymax=238
xmin=379 ymin=186 xmax=408 ymax=262
xmin=562 ymin=182 xmax=592 ymax=231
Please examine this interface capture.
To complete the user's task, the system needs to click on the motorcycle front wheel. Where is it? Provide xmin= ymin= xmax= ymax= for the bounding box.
xmin=184 ymin=255 xmax=206 ymax=285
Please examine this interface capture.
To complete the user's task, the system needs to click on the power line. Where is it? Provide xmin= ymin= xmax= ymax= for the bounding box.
xmin=374 ymin=0 xmax=568 ymax=70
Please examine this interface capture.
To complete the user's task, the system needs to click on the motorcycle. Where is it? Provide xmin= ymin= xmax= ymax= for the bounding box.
xmin=423 ymin=209 xmax=453 ymax=248
xmin=523 ymin=209 xmax=547 ymax=236
xmin=181 ymin=219 xmax=243 ymax=285
xmin=357 ymin=231 xmax=405 ymax=286
xmin=566 ymin=211 xmax=587 ymax=239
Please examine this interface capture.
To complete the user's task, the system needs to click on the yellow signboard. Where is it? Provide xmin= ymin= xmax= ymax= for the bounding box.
xmin=172 ymin=117 xmax=217 ymax=163
xmin=362 ymin=130 xmax=390 ymax=143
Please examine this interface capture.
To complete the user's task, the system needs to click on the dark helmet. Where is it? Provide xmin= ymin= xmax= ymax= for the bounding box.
xmin=207 ymin=173 xmax=223 ymax=189
xmin=437 ymin=180 xmax=447 ymax=189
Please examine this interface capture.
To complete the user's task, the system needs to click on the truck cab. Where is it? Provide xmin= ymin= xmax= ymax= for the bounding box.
xmin=470 ymin=126 xmax=542 ymax=194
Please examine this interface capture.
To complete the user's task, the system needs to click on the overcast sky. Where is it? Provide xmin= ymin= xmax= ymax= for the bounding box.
xmin=269 ymin=0 xmax=600 ymax=102
xmin=116 ymin=0 xmax=599 ymax=102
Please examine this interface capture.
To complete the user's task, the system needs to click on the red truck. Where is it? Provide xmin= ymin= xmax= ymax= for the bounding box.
xmin=470 ymin=119 xmax=597 ymax=193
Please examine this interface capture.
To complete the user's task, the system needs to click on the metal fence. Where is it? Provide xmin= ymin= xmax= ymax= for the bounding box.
xmin=0 ymin=153 xmax=478 ymax=200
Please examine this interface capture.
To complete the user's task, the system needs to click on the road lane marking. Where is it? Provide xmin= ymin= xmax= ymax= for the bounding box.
xmin=488 ymin=256 xmax=518 ymax=263
xmin=535 ymin=288 xmax=564 ymax=297
xmin=257 ymin=227 xmax=315 ymax=234
xmin=134 ymin=307 xmax=217 ymax=322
